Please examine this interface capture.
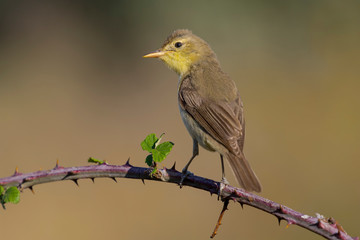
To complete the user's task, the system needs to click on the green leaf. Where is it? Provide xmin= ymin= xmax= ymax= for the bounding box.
xmin=141 ymin=133 xmax=158 ymax=152
xmin=145 ymin=154 xmax=153 ymax=167
xmin=3 ymin=187 xmax=20 ymax=204
xmin=152 ymin=141 xmax=174 ymax=163
xmin=156 ymin=141 xmax=174 ymax=154
xmin=152 ymin=149 xmax=164 ymax=162
xmin=0 ymin=185 xmax=4 ymax=194
xmin=88 ymin=157 xmax=105 ymax=165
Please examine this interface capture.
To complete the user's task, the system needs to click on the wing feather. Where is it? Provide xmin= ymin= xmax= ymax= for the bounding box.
xmin=179 ymin=77 xmax=243 ymax=156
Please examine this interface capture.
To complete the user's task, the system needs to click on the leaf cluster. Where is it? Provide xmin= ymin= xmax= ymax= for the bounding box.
xmin=141 ymin=133 xmax=174 ymax=174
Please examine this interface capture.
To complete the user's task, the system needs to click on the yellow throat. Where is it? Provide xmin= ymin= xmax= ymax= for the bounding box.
xmin=143 ymin=29 xmax=214 ymax=77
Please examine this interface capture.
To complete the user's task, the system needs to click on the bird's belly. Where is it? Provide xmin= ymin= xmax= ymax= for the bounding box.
xmin=179 ymin=106 xmax=216 ymax=152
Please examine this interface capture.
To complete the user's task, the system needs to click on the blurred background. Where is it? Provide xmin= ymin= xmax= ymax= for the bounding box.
xmin=0 ymin=0 xmax=359 ymax=239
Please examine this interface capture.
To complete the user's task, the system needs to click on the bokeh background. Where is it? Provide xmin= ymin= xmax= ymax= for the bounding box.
xmin=0 ymin=1 xmax=359 ymax=239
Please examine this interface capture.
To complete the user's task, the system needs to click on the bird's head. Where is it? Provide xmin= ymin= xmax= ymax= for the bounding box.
xmin=143 ymin=29 xmax=215 ymax=76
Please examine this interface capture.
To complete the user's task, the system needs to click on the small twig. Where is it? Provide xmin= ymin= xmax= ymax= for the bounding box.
xmin=210 ymin=199 xmax=230 ymax=238
xmin=0 ymin=160 xmax=357 ymax=240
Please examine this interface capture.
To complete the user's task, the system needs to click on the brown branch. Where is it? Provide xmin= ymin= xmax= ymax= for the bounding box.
xmin=211 ymin=199 xmax=230 ymax=238
xmin=0 ymin=160 xmax=357 ymax=240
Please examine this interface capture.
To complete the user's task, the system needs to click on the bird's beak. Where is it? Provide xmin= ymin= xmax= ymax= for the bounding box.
xmin=143 ymin=51 xmax=166 ymax=58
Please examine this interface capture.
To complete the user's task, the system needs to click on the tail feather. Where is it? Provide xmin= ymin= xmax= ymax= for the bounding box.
xmin=226 ymin=151 xmax=261 ymax=192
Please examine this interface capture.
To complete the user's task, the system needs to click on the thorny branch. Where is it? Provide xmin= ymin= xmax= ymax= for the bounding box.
xmin=0 ymin=160 xmax=357 ymax=240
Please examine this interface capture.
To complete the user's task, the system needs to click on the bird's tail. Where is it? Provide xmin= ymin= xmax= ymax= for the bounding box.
xmin=226 ymin=151 xmax=261 ymax=192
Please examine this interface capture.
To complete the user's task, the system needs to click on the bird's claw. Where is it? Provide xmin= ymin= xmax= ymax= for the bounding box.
xmin=221 ymin=177 xmax=229 ymax=185
xmin=218 ymin=177 xmax=229 ymax=200
xmin=179 ymin=170 xmax=193 ymax=188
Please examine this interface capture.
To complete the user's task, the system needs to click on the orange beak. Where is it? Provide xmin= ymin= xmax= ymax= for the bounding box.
xmin=143 ymin=51 xmax=166 ymax=58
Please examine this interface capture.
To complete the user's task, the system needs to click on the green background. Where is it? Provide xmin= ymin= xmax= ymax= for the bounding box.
xmin=0 ymin=1 xmax=359 ymax=239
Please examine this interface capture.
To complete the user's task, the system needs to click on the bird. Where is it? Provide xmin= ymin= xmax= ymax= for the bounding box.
xmin=143 ymin=29 xmax=261 ymax=192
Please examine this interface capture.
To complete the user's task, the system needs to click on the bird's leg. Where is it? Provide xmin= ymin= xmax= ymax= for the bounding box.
xmin=179 ymin=139 xmax=198 ymax=188
xmin=220 ymin=155 xmax=229 ymax=185
xmin=218 ymin=155 xmax=229 ymax=199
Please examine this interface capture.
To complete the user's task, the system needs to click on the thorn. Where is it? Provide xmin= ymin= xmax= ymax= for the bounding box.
xmin=62 ymin=171 xmax=75 ymax=180
xmin=13 ymin=166 xmax=22 ymax=176
xmin=335 ymin=221 xmax=345 ymax=233
xmin=279 ymin=205 xmax=284 ymax=213
xmin=141 ymin=178 xmax=145 ymax=185
xmin=277 ymin=216 xmax=282 ymax=226
xmin=285 ymin=219 xmax=295 ymax=229
xmin=29 ymin=186 xmax=35 ymax=194
xmin=239 ymin=202 xmax=244 ymax=209
xmin=125 ymin=157 xmax=132 ymax=167
xmin=279 ymin=205 xmax=290 ymax=214
xmin=170 ymin=162 xmax=176 ymax=171
xmin=54 ymin=159 xmax=63 ymax=169
xmin=90 ymin=178 xmax=95 ymax=183
xmin=72 ymin=179 xmax=79 ymax=186
xmin=111 ymin=177 xmax=117 ymax=183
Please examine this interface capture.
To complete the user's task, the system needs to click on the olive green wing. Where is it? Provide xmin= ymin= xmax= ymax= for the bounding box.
xmin=178 ymin=78 xmax=243 ymax=156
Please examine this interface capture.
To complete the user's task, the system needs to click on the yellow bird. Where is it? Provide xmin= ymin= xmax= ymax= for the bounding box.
xmin=144 ymin=29 xmax=261 ymax=192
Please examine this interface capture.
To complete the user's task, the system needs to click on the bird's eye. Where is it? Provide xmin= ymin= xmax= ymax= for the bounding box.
xmin=174 ymin=42 xmax=183 ymax=48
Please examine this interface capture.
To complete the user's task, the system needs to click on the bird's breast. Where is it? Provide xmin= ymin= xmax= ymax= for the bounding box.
xmin=178 ymin=104 xmax=215 ymax=152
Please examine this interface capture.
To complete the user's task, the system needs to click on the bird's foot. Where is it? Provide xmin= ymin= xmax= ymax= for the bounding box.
xmin=218 ymin=177 xmax=229 ymax=200
xmin=179 ymin=169 xmax=193 ymax=188
xmin=221 ymin=177 xmax=229 ymax=185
